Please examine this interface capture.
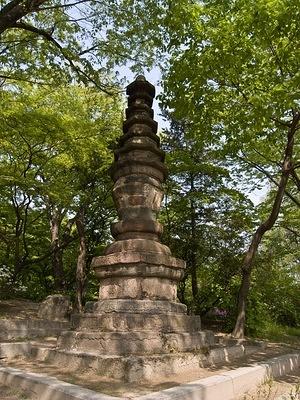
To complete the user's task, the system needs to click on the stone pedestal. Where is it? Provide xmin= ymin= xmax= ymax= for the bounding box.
xmin=57 ymin=76 xmax=214 ymax=381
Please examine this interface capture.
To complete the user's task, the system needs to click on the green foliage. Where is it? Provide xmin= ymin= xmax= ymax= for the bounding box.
xmin=0 ymin=83 xmax=122 ymax=299
xmin=161 ymin=0 xmax=300 ymax=194
xmin=157 ymin=0 xmax=300 ymax=335
xmin=160 ymin=114 xmax=255 ymax=315
xmin=0 ymin=0 xmax=167 ymax=87
xmin=258 ymin=322 xmax=300 ymax=346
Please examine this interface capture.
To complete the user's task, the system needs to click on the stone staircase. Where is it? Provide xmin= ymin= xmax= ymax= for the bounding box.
xmin=0 ymin=319 xmax=265 ymax=384
xmin=0 ymin=298 xmax=266 ymax=385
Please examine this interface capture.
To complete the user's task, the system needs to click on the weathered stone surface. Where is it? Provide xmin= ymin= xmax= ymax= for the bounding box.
xmin=90 ymin=75 xmax=186 ymax=304
xmin=84 ymin=299 xmax=187 ymax=314
xmin=98 ymin=276 xmax=178 ymax=301
xmin=0 ymin=319 xmax=70 ymax=340
xmin=93 ymin=251 xmax=185 ymax=268
xmin=55 ymin=77 xmax=208 ymax=380
xmin=71 ymin=312 xmax=201 ymax=333
xmin=1 ymin=340 xmax=283 ymax=385
xmin=103 ymin=238 xmax=172 ymax=256
xmin=57 ymin=330 xmax=215 ymax=355
xmin=38 ymin=295 xmax=71 ymax=321
xmin=111 ymin=220 xmax=163 ymax=238
xmin=94 ymin=252 xmax=185 ymax=301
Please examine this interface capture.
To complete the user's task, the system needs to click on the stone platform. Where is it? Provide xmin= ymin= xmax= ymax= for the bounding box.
xmin=57 ymin=299 xmax=205 ymax=356
xmin=0 ymin=318 xmax=70 ymax=341
xmin=1 ymin=352 xmax=299 ymax=400
xmin=0 ymin=336 xmax=266 ymax=384
xmin=52 ymin=298 xmax=212 ymax=382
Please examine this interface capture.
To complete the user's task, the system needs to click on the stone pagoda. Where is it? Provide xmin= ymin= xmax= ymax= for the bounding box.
xmin=57 ymin=76 xmax=215 ymax=382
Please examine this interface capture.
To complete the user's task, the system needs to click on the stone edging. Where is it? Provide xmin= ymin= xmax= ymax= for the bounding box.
xmin=138 ymin=353 xmax=300 ymax=400
xmin=0 ymin=353 xmax=299 ymax=400
xmin=0 ymin=366 xmax=120 ymax=400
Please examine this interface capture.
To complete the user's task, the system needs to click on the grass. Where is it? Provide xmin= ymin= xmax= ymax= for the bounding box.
xmin=256 ymin=323 xmax=300 ymax=347
xmin=242 ymin=377 xmax=274 ymax=400
xmin=0 ymin=384 xmax=33 ymax=399
xmin=242 ymin=379 xmax=300 ymax=400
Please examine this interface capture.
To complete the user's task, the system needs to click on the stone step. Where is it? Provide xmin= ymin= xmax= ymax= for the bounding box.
xmin=0 ymin=319 xmax=70 ymax=340
xmin=57 ymin=330 xmax=216 ymax=355
xmin=71 ymin=312 xmax=201 ymax=333
xmin=84 ymin=299 xmax=187 ymax=314
xmin=0 ymin=366 xmax=119 ymax=400
xmin=30 ymin=342 xmax=262 ymax=383
xmin=0 ymin=338 xmax=266 ymax=384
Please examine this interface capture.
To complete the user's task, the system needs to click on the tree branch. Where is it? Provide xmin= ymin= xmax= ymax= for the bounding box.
xmin=280 ymin=225 xmax=300 ymax=239
xmin=37 ymin=0 xmax=89 ymax=11
xmin=240 ymin=153 xmax=300 ymax=208
xmin=0 ymin=0 xmax=47 ymax=35
xmin=0 ymin=73 xmax=50 ymax=85
xmin=11 ymin=21 xmax=116 ymax=95
xmin=290 ymin=168 xmax=300 ymax=192
xmin=232 ymin=112 xmax=299 ymax=338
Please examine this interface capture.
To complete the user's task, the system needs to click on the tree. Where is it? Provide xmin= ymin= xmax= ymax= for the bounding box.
xmin=0 ymin=0 xmax=166 ymax=88
xmin=160 ymin=114 xmax=254 ymax=314
xmin=0 ymin=83 xmax=121 ymax=299
xmin=160 ymin=0 xmax=300 ymax=336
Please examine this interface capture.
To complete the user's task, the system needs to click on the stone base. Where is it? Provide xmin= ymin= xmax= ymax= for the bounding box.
xmin=84 ymin=299 xmax=187 ymax=314
xmin=57 ymin=329 xmax=214 ymax=356
xmin=71 ymin=311 xmax=200 ymax=332
xmin=30 ymin=342 xmax=264 ymax=383
xmin=57 ymin=299 xmax=207 ymax=357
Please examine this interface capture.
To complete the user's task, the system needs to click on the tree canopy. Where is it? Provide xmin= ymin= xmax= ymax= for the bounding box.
xmin=0 ymin=0 xmax=299 ymax=339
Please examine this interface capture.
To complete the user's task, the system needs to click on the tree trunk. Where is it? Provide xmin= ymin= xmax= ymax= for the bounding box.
xmin=75 ymin=207 xmax=87 ymax=313
xmin=190 ymin=174 xmax=198 ymax=300
xmin=232 ymin=113 xmax=299 ymax=338
xmin=11 ymin=192 xmax=31 ymax=280
xmin=14 ymin=211 xmax=22 ymax=277
xmin=49 ymin=207 xmax=65 ymax=291
xmin=178 ymin=275 xmax=187 ymax=304
xmin=0 ymin=0 xmax=47 ymax=35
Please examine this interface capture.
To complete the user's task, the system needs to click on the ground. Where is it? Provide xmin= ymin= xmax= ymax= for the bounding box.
xmin=0 ymin=300 xmax=39 ymax=320
xmin=238 ymin=370 xmax=300 ymax=399
xmin=0 ymin=299 xmax=299 ymax=399
xmin=0 ymin=384 xmax=35 ymax=400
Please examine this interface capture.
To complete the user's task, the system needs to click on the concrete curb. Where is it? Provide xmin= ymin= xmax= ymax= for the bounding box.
xmin=138 ymin=353 xmax=300 ymax=400
xmin=0 ymin=353 xmax=299 ymax=399
xmin=0 ymin=366 xmax=120 ymax=400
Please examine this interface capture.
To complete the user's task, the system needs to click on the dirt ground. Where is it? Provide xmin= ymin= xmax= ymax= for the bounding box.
xmin=0 ymin=299 xmax=299 ymax=399
xmin=237 ymin=368 xmax=300 ymax=400
xmin=0 ymin=383 xmax=36 ymax=400
xmin=0 ymin=300 xmax=39 ymax=320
